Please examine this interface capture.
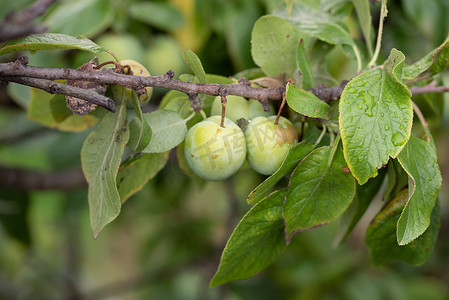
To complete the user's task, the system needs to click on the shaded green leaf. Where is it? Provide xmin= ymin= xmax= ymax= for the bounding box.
xmin=141 ymin=110 xmax=187 ymax=153
xmin=44 ymin=0 xmax=114 ymax=38
xmin=247 ymin=141 xmax=315 ymax=205
xmin=81 ymin=103 xmax=129 ymax=238
xmin=210 ymin=190 xmax=287 ymax=287
xmin=0 ymin=33 xmax=104 ymax=56
xmin=283 ymin=144 xmax=355 ymax=243
xmin=129 ymin=1 xmax=184 ymax=31
xmin=366 ymin=190 xmax=440 ymax=266
xmin=296 ymin=39 xmax=314 ymax=89
xmin=337 ymin=168 xmax=386 ymax=244
xmin=251 ymin=15 xmax=298 ymax=77
xmin=286 ymin=83 xmax=331 ymax=119
xmin=117 ymin=152 xmax=169 ymax=203
xmin=396 ymin=134 xmax=442 ymax=245
xmin=339 ymin=49 xmax=413 ymax=184
xmin=182 ymin=49 xmax=207 ymax=84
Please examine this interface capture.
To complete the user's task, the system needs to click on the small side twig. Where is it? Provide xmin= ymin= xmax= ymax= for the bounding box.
xmin=3 ymin=76 xmax=116 ymax=112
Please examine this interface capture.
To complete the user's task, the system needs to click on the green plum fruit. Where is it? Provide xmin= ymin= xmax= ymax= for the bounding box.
xmin=145 ymin=35 xmax=185 ymax=76
xmin=245 ymin=116 xmax=298 ymax=175
xmin=210 ymin=95 xmax=274 ymax=122
xmin=184 ymin=116 xmax=247 ymax=181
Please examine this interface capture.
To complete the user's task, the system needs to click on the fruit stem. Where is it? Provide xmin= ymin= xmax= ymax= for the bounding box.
xmin=220 ymin=94 xmax=227 ymax=128
xmin=199 ymin=110 xmax=207 ymax=120
xmin=412 ymin=101 xmax=431 ymax=141
xmin=274 ymin=92 xmax=286 ymax=125
xmin=368 ymin=0 xmax=388 ymax=68
xmin=315 ymin=124 xmax=327 ymax=146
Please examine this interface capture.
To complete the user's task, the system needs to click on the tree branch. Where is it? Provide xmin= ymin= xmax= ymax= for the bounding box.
xmin=0 ymin=0 xmax=57 ymax=42
xmin=1 ymin=56 xmax=449 ymax=115
xmin=0 ymin=166 xmax=86 ymax=190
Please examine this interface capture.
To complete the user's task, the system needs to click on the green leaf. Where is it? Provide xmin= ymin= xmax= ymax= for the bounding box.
xmin=339 ymin=49 xmax=413 ymax=184
xmin=44 ymin=0 xmax=114 ymax=38
xmin=247 ymin=141 xmax=315 ymax=205
xmin=210 ymin=190 xmax=287 ymax=287
xmin=283 ymin=144 xmax=356 ymax=243
xmin=182 ymin=49 xmax=207 ymax=84
xmin=129 ymin=1 xmax=184 ymax=31
xmin=81 ymin=103 xmax=129 ymax=238
xmin=396 ymin=134 xmax=442 ymax=245
xmin=127 ymin=91 xmax=152 ymax=152
xmin=117 ymin=152 xmax=169 ymax=203
xmin=365 ymin=190 xmax=440 ymax=266
xmin=351 ymin=0 xmax=373 ymax=55
xmin=0 ymin=33 xmax=105 ymax=56
xmin=286 ymin=83 xmax=331 ymax=119
xmin=273 ymin=2 xmax=355 ymax=47
xmin=127 ymin=117 xmax=152 ymax=152
xmin=403 ymin=34 xmax=449 ymax=80
xmin=141 ymin=110 xmax=187 ymax=153
xmin=296 ymin=39 xmax=314 ymax=89
xmin=251 ymin=15 xmax=298 ymax=77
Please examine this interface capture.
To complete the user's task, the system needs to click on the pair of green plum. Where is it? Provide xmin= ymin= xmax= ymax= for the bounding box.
xmin=184 ymin=96 xmax=298 ymax=181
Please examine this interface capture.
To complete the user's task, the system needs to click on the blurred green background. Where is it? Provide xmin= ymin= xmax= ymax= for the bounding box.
xmin=0 ymin=0 xmax=448 ymax=299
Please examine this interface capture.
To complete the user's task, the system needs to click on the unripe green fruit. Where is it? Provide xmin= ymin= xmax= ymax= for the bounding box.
xmin=184 ymin=116 xmax=247 ymax=181
xmin=210 ymin=95 xmax=274 ymax=122
xmin=120 ymin=59 xmax=153 ymax=105
xmin=245 ymin=116 xmax=298 ymax=175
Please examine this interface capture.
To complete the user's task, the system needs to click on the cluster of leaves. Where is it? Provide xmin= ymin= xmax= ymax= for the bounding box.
xmin=1 ymin=0 xmax=447 ymax=288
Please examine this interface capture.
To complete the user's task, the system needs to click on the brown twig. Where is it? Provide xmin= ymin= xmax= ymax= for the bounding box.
xmin=0 ymin=0 xmax=57 ymax=42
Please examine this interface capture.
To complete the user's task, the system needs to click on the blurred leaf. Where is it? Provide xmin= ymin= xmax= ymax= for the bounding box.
xmin=283 ymin=144 xmax=355 ymax=243
xmin=0 ymin=188 xmax=31 ymax=246
xmin=49 ymin=94 xmax=74 ymax=123
xmin=403 ymin=34 xmax=449 ymax=80
xmin=182 ymin=49 xmax=207 ymax=84
xmin=396 ymin=133 xmax=442 ymax=245
xmin=81 ymin=103 xmax=129 ymax=238
xmin=7 ymin=83 xmax=31 ymax=109
xmin=141 ymin=110 xmax=187 ymax=153
xmin=251 ymin=15 xmax=298 ymax=77
xmin=286 ymin=83 xmax=331 ymax=119
xmin=247 ymin=141 xmax=315 ymax=205
xmin=366 ymin=191 xmax=440 ymax=265
xmin=273 ymin=2 xmax=355 ymax=47
xmin=0 ymin=33 xmax=105 ymax=56
xmin=117 ymin=152 xmax=169 ymax=203
xmin=296 ymin=39 xmax=314 ymax=89
xmin=339 ymin=49 xmax=413 ymax=185
xmin=351 ymin=0 xmax=373 ymax=55
xmin=44 ymin=0 xmax=114 ymax=38
xmin=210 ymin=190 xmax=287 ymax=287
xmin=129 ymin=2 xmax=184 ymax=31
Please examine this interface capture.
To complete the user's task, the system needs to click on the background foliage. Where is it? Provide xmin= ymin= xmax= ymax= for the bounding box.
xmin=0 ymin=0 xmax=448 ymax=299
